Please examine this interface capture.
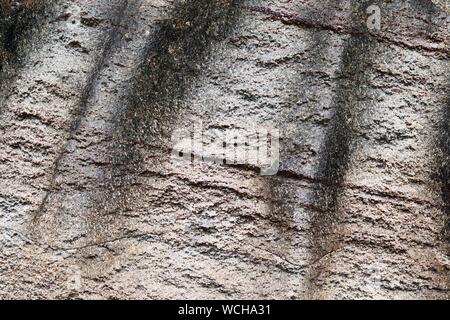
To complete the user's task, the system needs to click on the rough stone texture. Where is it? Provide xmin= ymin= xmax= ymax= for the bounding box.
xmin=0 ymin=0 xmax=448 ymax=299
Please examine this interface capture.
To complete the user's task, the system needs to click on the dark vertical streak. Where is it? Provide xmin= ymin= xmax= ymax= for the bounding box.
xmin=32 ymin=0 xmax=130 ymax=223
xmin=317 ymin=34 xmax=374 ymax=211
xmin=31 ymin=0 xmax=242 ymax=248
xmin=412 ymin=0 xmax=450 ymax=296
xmin=262 ymin=0 xmax=356 ymax=298
xmin=107 ymin=0 xmax=241 ymax=198
xmin=413 ymin=1 xmax=450 ymax=258
xmin=31 ymin=0 xmax=243 ymax=245
xmin=264 ymin=10 xmax=337 ymax=299
xmin=441 ymin=94 xmax=449 ymax=240
xmin=0 ymin=0 xmax=52 ymax=109
xmin=308 ymin=0 xmax=379 ymax=296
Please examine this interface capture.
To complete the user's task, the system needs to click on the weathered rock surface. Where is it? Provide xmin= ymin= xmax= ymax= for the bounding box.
xmin=0 ymin=0 xmax=448 ymax=299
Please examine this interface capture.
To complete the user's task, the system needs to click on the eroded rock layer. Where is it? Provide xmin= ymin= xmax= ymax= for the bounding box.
xmin=0 ymin=0 xmax=449 ymax=299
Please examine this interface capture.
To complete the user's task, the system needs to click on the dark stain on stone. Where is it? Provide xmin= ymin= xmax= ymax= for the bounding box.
xmin=0 ymin=0 xmax=51 ymax=109
xmin=108 ymin=0 xmax=242 ymax=186
xmin=31 ymin=0 xmax=131 ymax=225
xmin=76 ymin=0 xmax=243 ymax=268
xmin=314 ymin=0 xmax=376 ymax=238
xmin=411 ymin=0 xmax=439 ymax=13
xmin=261 ymin=0 xmax=356 ymax=298
xmin=410 ymin=1 xmax=449 ymax=242
xmin=307 ymin=0 xmax=379 ymax=296
xmin=30 ymin=0 xmax=242 ymax=254
xmin=50 ymin=0 xmax=245 ymax=249
xmin=80 ymin=15 xmax=103 ymax=28
xmin=316 ymin=35 xmax=374 ymax=210
xmin=0 ymin=0 xmax=48 ymax=71
xmin=440 ymin=94 xmax=449 ymax=240
xmin=410 ymin=0 xmax=443 ymax=37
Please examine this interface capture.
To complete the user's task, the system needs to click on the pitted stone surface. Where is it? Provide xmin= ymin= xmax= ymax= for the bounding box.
xmin=0 ymin=0 xmax=448 ymax=299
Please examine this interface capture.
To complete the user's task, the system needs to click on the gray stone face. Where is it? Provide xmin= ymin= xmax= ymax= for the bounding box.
xmin=0 ymin=0 xmax=448 ymax=299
